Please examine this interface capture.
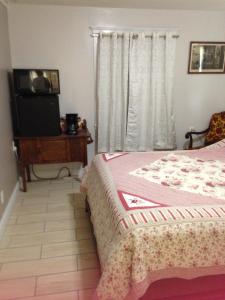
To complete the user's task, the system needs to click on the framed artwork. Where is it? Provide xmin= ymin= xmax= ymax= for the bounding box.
xmin=188 ymin=42 xmax=225 ymax=74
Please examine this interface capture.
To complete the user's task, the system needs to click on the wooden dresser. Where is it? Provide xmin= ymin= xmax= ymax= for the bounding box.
xmin=15 ymin=129 xmax=93 ymax=192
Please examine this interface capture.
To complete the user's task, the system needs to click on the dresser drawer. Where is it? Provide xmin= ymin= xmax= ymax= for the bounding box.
xmin=69 ymin=137 xmax=87 ymax=165
xmin=19 ymin=140 xmax=39 ymax=164
xmin=38 ymin=139 xmax=70 ymax=163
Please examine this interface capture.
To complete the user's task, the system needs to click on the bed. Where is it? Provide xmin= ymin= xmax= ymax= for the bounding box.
xmin=82 ymin=141 xmax=225 ymax=300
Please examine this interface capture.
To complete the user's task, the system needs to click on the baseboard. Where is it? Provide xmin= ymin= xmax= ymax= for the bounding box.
xmin=0 ymin=181 xmax=19 ymax=238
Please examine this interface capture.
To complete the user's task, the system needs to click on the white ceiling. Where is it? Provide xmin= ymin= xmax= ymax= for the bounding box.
xmin=6 ymin=0 xmax=225 ymax=11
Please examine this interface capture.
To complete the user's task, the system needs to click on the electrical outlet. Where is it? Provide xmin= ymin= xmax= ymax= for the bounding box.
xmin=12 ymin=141 xmax=17 ymax=152
xmin=189 ymin=126 xmax=195 ymax=132
xmin=0 ymin=190 xmax=4 ymax=205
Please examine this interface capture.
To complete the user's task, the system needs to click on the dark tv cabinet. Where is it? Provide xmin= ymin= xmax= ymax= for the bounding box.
xmin=15 ymin=129 xmax=93 ymax=192
xmin=11 ymin=94 xmax=61 ymax=137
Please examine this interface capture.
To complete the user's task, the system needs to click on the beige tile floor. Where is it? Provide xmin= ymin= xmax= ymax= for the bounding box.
xmin=0 ymin=177 xmax=100 ymax=300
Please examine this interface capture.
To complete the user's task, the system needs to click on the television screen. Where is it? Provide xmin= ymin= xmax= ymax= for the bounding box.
xmin=13 ymin=69 xmax=60 ymax=95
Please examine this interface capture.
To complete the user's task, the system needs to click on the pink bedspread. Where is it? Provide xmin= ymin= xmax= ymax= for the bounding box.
xmin=82 ymin=144 xmax=225 ymax=300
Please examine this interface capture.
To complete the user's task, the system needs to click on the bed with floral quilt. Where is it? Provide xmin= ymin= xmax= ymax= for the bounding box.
xmin=82 ymin=140 xmax=225 ymax=300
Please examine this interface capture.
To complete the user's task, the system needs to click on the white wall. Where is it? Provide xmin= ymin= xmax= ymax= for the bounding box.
xmin=8 ymin=4 xmax=225 ymax=159
xmin=0 ymin=2 xmax=17 ymax=219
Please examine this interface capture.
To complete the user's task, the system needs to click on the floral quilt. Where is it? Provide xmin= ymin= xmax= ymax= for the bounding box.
xmin=130 ymin=153 xmax=225 ymax=200
xmin=82 ymin=143 xmax=225 ymax=300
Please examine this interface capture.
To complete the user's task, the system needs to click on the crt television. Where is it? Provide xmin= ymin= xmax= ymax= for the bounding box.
xmin=13 ymin=69 xmax=60 ymax=95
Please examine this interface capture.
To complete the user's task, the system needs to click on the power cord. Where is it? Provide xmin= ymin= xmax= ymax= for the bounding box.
xmin=13 ymin=144 xmax=81 ymax=182
xmin=31 ymin=165 xmax=72 ymax=181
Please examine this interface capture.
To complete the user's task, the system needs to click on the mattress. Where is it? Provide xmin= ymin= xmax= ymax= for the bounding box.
xmin=82 ymin=141 xmax=225 ymax=300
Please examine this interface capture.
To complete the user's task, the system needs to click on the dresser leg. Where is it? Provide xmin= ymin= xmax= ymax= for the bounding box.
xmin=22 ymin=173 xmax=27 ymax=192
xmin=26 ymin=165 xmax=31 ymax=182
xmin=19 ymin=163 xmax=27 ymax=192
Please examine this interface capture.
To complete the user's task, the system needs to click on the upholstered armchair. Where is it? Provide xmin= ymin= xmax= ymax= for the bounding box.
xmin=185 ymin=111 xmax=225 ymax=149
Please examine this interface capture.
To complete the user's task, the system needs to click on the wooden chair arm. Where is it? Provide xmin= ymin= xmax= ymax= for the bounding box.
xmin=185 ymin=127 xmax=210 ymax=149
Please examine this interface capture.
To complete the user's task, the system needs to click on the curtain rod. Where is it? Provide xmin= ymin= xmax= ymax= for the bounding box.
xmin=91 ymin=33 xmax=179 ymax=38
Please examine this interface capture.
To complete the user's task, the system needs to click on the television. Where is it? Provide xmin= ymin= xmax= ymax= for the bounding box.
xmin=13 ymin=69 xmax=60 ymax=95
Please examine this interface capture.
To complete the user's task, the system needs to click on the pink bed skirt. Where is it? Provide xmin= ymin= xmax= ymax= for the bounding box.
xmin=93 ymin=274 xmax=225 ymax=300
xmin=140 ymin=275 xmax=225 ymax=300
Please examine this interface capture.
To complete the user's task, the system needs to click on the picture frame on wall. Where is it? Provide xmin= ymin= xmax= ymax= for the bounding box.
xmin=188 ymin=42 xmax=225 ymax=74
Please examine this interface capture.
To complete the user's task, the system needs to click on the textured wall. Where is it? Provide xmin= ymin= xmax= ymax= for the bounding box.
xmin=8 ymin=4 xmax=225 ymax=156
xmin=0 ymin=2 xmax=17 ymax=219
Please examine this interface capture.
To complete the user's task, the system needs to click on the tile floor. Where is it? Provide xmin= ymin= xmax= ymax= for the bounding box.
xmin=0 ymin=177 xmax=100 ymax=300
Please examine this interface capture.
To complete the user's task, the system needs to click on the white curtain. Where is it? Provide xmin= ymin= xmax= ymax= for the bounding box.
xmin=97 ymin=31 xmax=177 ymax=153
xmin=125 ymin=32 xmax=153 ymax=151
xmin=97 ymin=32 xmax=129 ymax=153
